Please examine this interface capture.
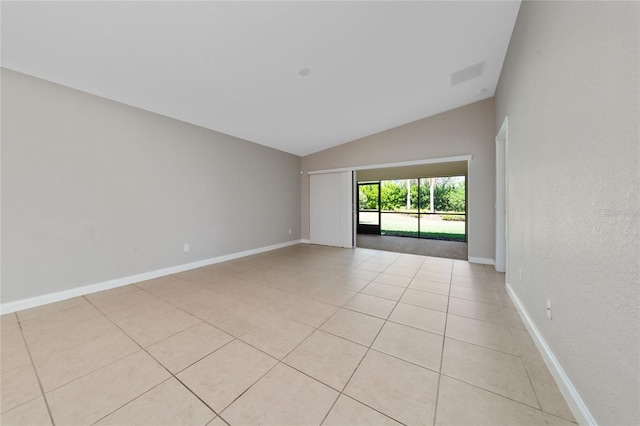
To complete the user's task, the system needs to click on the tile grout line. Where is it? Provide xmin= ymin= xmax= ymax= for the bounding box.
xmin=430 ymin=259 xmax=454 ymax=426
xmin=219 ymin=301 xmax=350 ymax=421
xmin=315 ymin=258 xmax=397 ymax=425
xmin=487 ymin=274 xmax=547 ymax=414
xmin=109 ymin=276 xmax=350 ymax=424
xmin=81 ymin=296 xmax=231 ymax=424
xmin=10 ymin=247 xmax=550 ymax=426
xmin=249 ymin=252 xmax=537 ymax=422
xmin=127 ymin=255 xmax=403 ymax=425
xmin=438 ymin=335 xmax=523 ymax=358
xmin=322 ymin=393 xmax=409 ymax=426
xmin=317 ymin=256 xmax=425 ymax=426
xmin=15 ymin=319 xmax=57 ymax=426
xmin=153 ymin=271 xmax=371 ymax=423
xmin=439 ymin=270 xmax=564 ymax=419
xmin=88 ymin=377 xmax=175 ymax=425
xmin=508 ymin=320 xmax=546 ymax=413
xmin=20 ymin=305 xmax=146 ymax=395
xmin=438 ymin=372 xmax=552 ymax=414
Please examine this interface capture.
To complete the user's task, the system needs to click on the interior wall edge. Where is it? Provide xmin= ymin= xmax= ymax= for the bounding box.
xmin=2 ymin=68 xmax=302 ymax=304
xmin=0 ymin=239 xmax=304 ymax=315
xmin=506 ymin=282 xmax=596 ymax=426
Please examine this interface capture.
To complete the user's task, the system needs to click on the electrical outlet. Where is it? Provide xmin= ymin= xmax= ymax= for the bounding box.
xmin=519 ymin=268 xmax=523 ymax=281
xmin=184 ymin=244 xmax=190 ymax=253
xmin=288 ymin=229 xmax=292 ymax=235
xmin=546 ymin=298 xmax=552 ymax=320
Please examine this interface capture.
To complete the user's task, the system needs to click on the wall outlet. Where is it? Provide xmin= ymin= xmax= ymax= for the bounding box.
xmin=184 ymin=244 xmax=190 ymax=252
xmin=288 ymin=229 xmax=292 ymax=235
xmin=546 ymin=298 xmax=552 ymax=320
xmin=519 ymin=268 xmax=523 ymax=281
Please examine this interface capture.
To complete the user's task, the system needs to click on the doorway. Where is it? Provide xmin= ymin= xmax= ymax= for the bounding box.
xmin=357 ymin=177 xmax=466 ymax=242
xmin=307 ymin=155 xmax=471 ymax=259
xmin=353 ymin=159 xmax=469 ymax=260
xmin=495 ymin=117 xmax=508 ymax=273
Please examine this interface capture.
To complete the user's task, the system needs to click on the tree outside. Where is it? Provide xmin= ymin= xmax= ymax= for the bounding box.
xmin=358 ymin=176 xmax=466 ymax=241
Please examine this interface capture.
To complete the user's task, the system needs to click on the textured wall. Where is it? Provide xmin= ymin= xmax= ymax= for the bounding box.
xmin=494 ymin=2 xmax=639 ymax=424
xmin=1 ymin=69 xmax=301 ymax=303
xmin=301 ymin=99 xmax=495 ymax=261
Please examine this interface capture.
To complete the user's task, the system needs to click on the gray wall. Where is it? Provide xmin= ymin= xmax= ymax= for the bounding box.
xmin=301 ymin=98 xmax=495 ymax=261
xmin=494 ymin=2 xmax=639 ymax=424
xmin=1 ymin=69 xmax=301 ymax=304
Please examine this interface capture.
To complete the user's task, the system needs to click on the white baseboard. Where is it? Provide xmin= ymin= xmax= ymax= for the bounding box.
xmin=300 ymin=239 xmax=310 ymax=244
xmin=467 ymin=256 xmax=494 ymax=265
xmin=506 ymin=283 xmax=596 ymax=426
xmin=0 ymin=239 xmax=303 ymax=315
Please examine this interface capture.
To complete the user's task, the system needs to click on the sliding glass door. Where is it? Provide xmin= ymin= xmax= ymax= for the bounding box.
xmin=357 ymin=177 xmax=466 ymax=242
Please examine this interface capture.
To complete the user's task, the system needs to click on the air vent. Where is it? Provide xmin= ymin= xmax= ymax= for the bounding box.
xmin=450 ymin=61 xmax=485 ymax=86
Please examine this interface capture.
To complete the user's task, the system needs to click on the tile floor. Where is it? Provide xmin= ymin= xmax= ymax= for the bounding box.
xmin=0 ymin=244 xmax=577 ymax=425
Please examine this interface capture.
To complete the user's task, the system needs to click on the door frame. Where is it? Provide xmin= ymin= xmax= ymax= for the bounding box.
xmin=495 ymin=117 xmax=509 ymax=273
xmin=309 ymin=154 xmax=472 ymax=249
xmin=357 ymin=182 xmax=381 ymax=235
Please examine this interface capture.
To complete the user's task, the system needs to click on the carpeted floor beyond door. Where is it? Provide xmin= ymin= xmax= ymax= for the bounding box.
xmin=356 ymin=234 xmax=468 ymax=260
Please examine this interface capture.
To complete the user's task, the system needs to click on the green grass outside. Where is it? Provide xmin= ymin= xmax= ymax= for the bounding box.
xmin=379 ymin=213 xmax=466 ymax=242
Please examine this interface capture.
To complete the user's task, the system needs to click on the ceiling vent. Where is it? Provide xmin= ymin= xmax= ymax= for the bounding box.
xmin=450 ymin=61 xmax=485 ymax=86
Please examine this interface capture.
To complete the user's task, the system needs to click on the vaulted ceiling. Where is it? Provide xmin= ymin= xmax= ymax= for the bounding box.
xmin=1 ymin=1 xmax=521 ymax=156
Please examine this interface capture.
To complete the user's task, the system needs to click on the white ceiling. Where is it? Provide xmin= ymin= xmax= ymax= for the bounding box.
xmin=1 ymin=1 xmax=521 ymax=156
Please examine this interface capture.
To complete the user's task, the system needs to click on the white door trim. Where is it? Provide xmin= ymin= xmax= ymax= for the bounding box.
xmin=307 ymin=154 xmax=472 ymax=175
xmin=495 ymin=117 xmax=509 ymax=273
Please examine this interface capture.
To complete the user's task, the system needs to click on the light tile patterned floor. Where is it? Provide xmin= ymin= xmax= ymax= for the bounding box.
xmin=0 ymin=244 xmax=577 ymax=425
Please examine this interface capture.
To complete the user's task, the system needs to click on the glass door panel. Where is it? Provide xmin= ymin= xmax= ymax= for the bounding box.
xmin=357 ymin=183 xmax=381 ymax=234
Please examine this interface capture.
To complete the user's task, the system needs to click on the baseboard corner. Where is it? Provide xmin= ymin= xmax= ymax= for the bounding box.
xmin=0 ymin=239 xmax=304 ymax=315
xmin=467 ymin=256 xmax=494 ymax=265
